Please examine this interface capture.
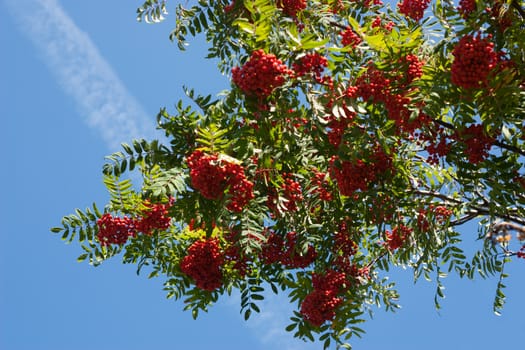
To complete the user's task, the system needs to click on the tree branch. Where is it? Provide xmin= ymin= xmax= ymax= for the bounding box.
xmin=493 ymin=140 xmax=525 ymax=157
xmin=411 ymin=189 xmax=525 ymax=226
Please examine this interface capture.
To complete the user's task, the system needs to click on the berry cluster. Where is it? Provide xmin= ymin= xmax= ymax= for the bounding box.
xmin=371 ymin=16 xmax=395 ymax=32
xmin=356 ymin=66 xmax=391 ymax=103
xmin=417 ymin=205 xmax=453 ymax=232
xmin=277 ymin=0 xmax=307 ymax=17
xmin=180 ymin=238 xmax=224 ymax=291
xmin=368 ymin=195 xmax=396 ymax=224
xmin=340 ymin=27 xmax=362 ymax=48
xmin=451 ymin=34 xmax=498 ymax=89
xmin=397 ymin=0 xmax=431 ymax=21
xmin=135 ymin=200 xmax=172 ymax=235
xmin=187 ymin=151 xmax=225 ymax=200
xmin=187 ymin=150 xmax=254 ymax=212
xmin=455 ymin=124 xmax=495 ymax=164
xmin=283 ymin=231 xmax=317 ymax=268
xmin=385 ymin=225 xmax=412 ymax=250
xmin=329 ymin=157 xmax=370 ymax=195
xmin=458 ymin=0 xmax=476 ymax=18
xmin=420 ymin=126 xmax=452 ymax=164
xmin=401 ymin=54 xmax=424 ymax=86
xmin=329 ymin=147 xmax=393 ymax=196
xmin=96 ymin=213 xmax=135 ymax=246
xmin=282 ymin=174 xmax=303 ymax=212
xmin=292 ymin=52 xmax=328 ymax=83
xmin=300 ymin=270 xmax=346 ymax=327
xmin=232 ymin=50 xmax=293 ymax=98
xmin=517 ymin=245 xmax=525 ymax=259
xmin=311 ymin=170 xmax=333 ymax=201
xmin=260 ymin=231 xmax=317 ymax=268
xmin=333 ymin=223 xmax=358 ymax=256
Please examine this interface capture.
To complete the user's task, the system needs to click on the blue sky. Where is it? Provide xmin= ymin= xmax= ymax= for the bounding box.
xmin=1 ymin=1 xmax=523 ymax=349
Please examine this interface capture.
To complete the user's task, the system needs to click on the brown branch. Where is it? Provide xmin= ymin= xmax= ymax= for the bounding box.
xmin=493 ymin=140 xmax=525 ymax=157
xmin=411 ymin=189 xmax=525 ymax=226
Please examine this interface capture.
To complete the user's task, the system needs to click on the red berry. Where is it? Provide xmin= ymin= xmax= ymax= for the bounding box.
xmin=397 ymin=0 xmax=431 ymax=21
xmin=180 ymin=238 xmax=224 ymax=291
xmin=96 ymin=213 xmax=135 ymax=246
xmin=232 ymin=50 xmax=293 ymax=98
xmin=451 ymin=34 xmax=499 ymax=89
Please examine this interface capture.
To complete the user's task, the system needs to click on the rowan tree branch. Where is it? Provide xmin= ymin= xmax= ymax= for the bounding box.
xmin=411 ymin=189 xmax=525 ymax=226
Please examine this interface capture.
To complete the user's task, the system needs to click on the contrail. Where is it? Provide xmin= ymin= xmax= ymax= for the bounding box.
xmin=4 ymin=0 xmax=159 ymax=150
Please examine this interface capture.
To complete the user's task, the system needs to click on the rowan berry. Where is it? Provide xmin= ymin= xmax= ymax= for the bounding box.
xmin=277 ymin=0 xmax=307 ymax=17
xmin=293 ymin=52 xmax=328 ymax=83
xmin=180 ymin=238 xmax=224 ymax=291
xmin=96 ymin=213 xmax=135 ymax=246
xmin=340 ymin=27 xmax=362 ymax=48
xmin=397 ymin=0 xmax=431 ymax=21
xmin=232 ymin=50 xmax=293 ymax=98
xmin=451 ymin=34 xmax=498 ymax=89
xmin=385 ymin=225 xmax=412 ymax=250
xmin=135 ymin=200 xmax=172 ymax=235
xmin=455 ymin=124 xmax=495 ymax=164
xmin=187 ymin=150 xmax=254 ymax=212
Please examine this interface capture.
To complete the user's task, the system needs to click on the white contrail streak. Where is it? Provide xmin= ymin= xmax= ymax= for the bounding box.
xmin=4 ymin=0 xmax=159 ymax=150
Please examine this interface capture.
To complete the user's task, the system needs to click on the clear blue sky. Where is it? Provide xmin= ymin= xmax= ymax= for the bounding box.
xmin=1 ymin=1 xmax=523 ymax=349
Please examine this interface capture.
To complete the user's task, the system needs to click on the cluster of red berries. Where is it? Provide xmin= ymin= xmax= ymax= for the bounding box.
xmin=311 ymin=170 xmax=333 ymax=201
xmin=96 ymin=214 xmax=135 ymax=246
xmin=371 ymin=16 xmax=395 ymax=32
xmin=135 ymin=200 xmax=172 ymax=235
xmin=187 ymin=150 xmax=254 ymax=212
xmin=277 ymin=0 xmax=307 ymax=17
xmin=260 ymin=231 xmax=317 ymax=268
xmin=368 ymin=195 xmax=396 ymax=224
xmin=282 ymin=174 xmax=303 ymax=212
xmin=455 ymin=124 xmax=495 ymax=164
xmin=517 ymin=245 xmax=525 ymax=259
xmin=232 ymin=49 xmax=293 ymax=98
xmin=397 ymin=0 xmax=431 ymax=21
xmin=292 ymin=52 xmax=328 ymax=83
xmin=329 ymin=147 xmax=393 ymax=196
xmin=458 ymin=0 xmax=476 ymax=18
xmin=340 ymin=27 xmax=362 ymax=48
xmin=329 ymin=157 xmax=371 ymax=195
xmin=417 ymin=205 xmax=453 ymax=232
xmin=419 ymin=126 xmax=452 ymax=164
xmin=451 ymin=34 xmax=499 ymax=89
xmin=401 ymin=54 xmax=424 ymax=86
xmin=333 ymin=223 xmax=358 ymax=256
xmin=355 ymin=66 xmax=391 ymax=103
xmin=96 ymin=199 xmax=174 ymax=246
xmin=300 ymin=270 xmax=346 ymax=327
xmin=180 ymin=238 xmax=224 ymax=291
xmin=385 ymin=225 xmax=412 ymax=250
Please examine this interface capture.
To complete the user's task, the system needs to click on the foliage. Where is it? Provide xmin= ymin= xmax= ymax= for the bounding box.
xmin=54 ymin=0 xmax=525 ymax=348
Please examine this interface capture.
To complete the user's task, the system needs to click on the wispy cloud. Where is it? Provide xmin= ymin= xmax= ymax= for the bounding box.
xmin=4 ymin=0 xmax=159 ymax=150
